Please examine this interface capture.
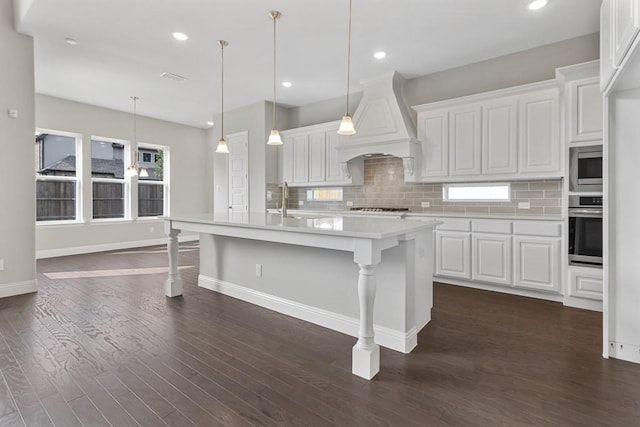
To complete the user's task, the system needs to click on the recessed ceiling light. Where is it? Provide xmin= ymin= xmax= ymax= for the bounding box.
xmin=373 ymin=51 xmax=387 ymax=60
xmin=207 ymin=121 xmax=214 ymax=126
xmin=65 ymin=37 xmax=78 ymax=45
xmin=527 ymin=0 xmax=549 ymax=10
xmin=281 ymin=81 xmax=292 ymax=88
xmin=172 ymin=32 xmax=189 ymax=41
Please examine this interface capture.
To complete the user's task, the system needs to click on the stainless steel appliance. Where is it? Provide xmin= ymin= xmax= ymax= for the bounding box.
xmin=569 ymin=146 xmax=603 ymax=192
xmin=568 ymin=196 xmax=603 ymax=267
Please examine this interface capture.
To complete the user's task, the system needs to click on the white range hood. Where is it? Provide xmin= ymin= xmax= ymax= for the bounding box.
xmin=336 ymin=71 xmax=420 ymax=178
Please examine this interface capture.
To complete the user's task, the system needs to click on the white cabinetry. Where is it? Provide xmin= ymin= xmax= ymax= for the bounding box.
xmin=436 ymin=232 xmax=471 ymax=279
xmin=601 ymin=0 xmax=616 ymax=91
xmin=280 ymin=122 xmax=364 ymax=187
xmin=482 ymin=97 xmax=518 ymax=175
xmin=472 ymin=234 xmax=512 ymax=286
xmin=413 ymin=81 xmax=561 ymax=182
xmin=613 ymin=0 xmax=640 ymax=66
xmin=514 ymin=236 xmax=561 ymax=293
xmin=569 ymin=78 xmax=603 ymax=143
xmin=449 ymin=106 xmax=481 ymax=176
xmin=417 ymin=110 xmax=449 ymax=178
xmin=569 ymin=268 xmax=603 ymax=301
xmin=519 ymin=90 xmax=560 ymax=174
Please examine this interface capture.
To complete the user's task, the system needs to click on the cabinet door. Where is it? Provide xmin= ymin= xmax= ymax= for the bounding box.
xmin=601 ymin=0 xmax=616 ymax=91
xmin=281 ymin=136 xmax=294 ymax=183
xmin=449 ymin=106 xmax=481 ymax=176
xmin=514 ymin=236 xmax=561 ymax=293
xmin=472 ymin=234 xmax=512 ymax=286
xmin=482 ymin=98 xmax=518 ymax=175
xmin=569 ymin=269 xmax=603 ymax=301
xmin=613 ymin=0 xmax=640 ymax=66
xmin=325 ymin=132 xmax=345 ymax=183
xmin=570 ymin=78 xmax=603 ymax=143
xmin=418 ymin=110 xmax=449 ymax=178
xmin=292 ymin=135 xmax=309 ymax=183
xmin=308 ymin=132 xmax=326 ymax=183
xmin=435 ymin=232 xmax=471 ymax=279
xmin=518 ymin=90 xmax=560 ymax=174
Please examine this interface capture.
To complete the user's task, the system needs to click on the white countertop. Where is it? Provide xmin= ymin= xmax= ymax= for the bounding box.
xmin=277 ymin=209 xmax=564 ymax=222
xmin=166 ymin=212 xmax=441 ymax=240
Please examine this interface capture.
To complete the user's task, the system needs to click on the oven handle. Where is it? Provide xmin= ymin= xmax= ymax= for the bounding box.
xmin=569 ymin=208 xmax=603 ymax=218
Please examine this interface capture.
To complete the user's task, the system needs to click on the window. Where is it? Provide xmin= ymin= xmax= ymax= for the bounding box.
xmin=442 ymin=183 xmax=510 ymax=202
xmin=306 ymin=188 xmax=343 ymax=201
xmin=35 ymin=131 xmax=81 ymax=222
xmin=91 ymin=138 xmax=127 ymax=219
xmin=138 ymin=145 xmax=168 ymax=217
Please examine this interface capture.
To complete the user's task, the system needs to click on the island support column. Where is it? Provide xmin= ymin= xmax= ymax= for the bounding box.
xmin=352 ymin=239 xmax=384 ymax=380
xmin=164 ymin=221 xmax=183 ymax=297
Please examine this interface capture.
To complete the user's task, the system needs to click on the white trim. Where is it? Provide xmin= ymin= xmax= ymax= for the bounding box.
xmin=609 ymin=341 xmax=640 ymax=364
xmin=36 ymin=234 xmax=198 ymax=259
xmin=0 ymin=280 xmax=37 ymax=298
xmin=198 ymin=274 xmax=418 ymax=354
xmin=563 ymin=295 xmax=603 ymax=312
xmin=435 ymin=277 xmax=565 ymax=303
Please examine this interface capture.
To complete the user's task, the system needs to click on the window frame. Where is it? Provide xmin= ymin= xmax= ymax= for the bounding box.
xmin=35 ymin=129 xmax=83 ymax=224
xmin=137 ymin=143 xmax=169 ymax=218
xmin=442 ymin=182 xmax=511 ymax=202
xmin=90 ymin=136 xmax=131 ymax=222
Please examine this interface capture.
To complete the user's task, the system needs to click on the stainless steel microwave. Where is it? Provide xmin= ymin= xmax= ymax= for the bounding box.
xmin=569 ymin=146 xmax=603 ymax=192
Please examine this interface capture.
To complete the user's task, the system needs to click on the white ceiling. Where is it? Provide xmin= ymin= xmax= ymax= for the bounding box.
xmin=16 ymin=0 xmax=601 ymax=129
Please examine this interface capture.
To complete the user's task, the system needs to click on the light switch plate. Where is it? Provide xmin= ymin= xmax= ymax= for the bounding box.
xmin=7 ymin=109 xmax=18 ymax=119
xmin=346 ymin=201 xmax=353 ymax=207
xmin=518 ymin=202 xmax=531 ymax=209
xmin=298 ymin=200 xmax=304 ymax=206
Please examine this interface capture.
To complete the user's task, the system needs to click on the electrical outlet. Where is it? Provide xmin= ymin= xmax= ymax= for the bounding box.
xmin=346 ymin=201 xmax=353 ymax=207
xmin=0 ymin=259 xmax=4 ymax=271
xmin=149 ymin=226 xmax=155 ymax=233
xmin=518 ymin=202 xmax=530 ymax=209
xmin=298 ymin=200 xmax=304 ymax=206
xmin=421 ymin=202 xmax=430 ymax=208
xmin=255 ymin=264 xmax=262 ymax=277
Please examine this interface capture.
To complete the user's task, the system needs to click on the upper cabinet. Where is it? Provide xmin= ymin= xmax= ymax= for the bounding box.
xmin=601 ymin=0 xmax=640 ymax=92
xmin=280 ymin=122 xmax=364 ymax=187
xmin=569 ymin=78 xmax=603 ymax=143
xmin=414 ymin=81 xmax=561 ymax=183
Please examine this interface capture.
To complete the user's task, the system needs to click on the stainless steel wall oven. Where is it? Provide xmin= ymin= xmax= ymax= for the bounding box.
xmin=568 ymin=196 xmax=603 ymax=267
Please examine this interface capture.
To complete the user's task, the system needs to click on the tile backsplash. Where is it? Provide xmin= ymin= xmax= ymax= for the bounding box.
xmin=273 ymin=156 xmax=563 ymax=217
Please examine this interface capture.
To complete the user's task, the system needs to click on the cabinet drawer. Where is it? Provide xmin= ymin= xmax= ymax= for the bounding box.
xmin=569 ymin=268 xmax=603 ymax=301
xmin=513 ymin=221 xmax=562 ymax=237
xmin=437 ymin=219 xmax=471 ymax=232
xmin=472 ymin=220 xmax=512 ymax=234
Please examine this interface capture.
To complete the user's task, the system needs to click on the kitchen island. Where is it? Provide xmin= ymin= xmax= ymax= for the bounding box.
xmin=164 ymin=212 xmax=440 ymax=379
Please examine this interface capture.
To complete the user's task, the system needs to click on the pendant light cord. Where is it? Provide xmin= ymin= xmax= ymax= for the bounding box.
xmin=345 ymin=0 xmax=352 ymax=116
xmin=220 ymin=41 xmax=225 ymax=139
xmin=272 ymin=12 xmax=277 ymax=130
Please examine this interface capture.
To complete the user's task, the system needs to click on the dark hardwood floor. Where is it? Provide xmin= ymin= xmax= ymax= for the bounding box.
xmin=0 ymin=242 xmax=638 ymax=426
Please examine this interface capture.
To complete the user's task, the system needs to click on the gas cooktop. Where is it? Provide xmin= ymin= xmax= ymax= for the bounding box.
xmin=349 ymin=207 xmax=410 ymax=212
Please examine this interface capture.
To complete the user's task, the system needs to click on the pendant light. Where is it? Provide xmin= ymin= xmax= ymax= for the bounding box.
xmin=267 ymin=10 xmax=283 ymax=145
xmin=215 ymin=40 xmax=230 ymax=154
xmin=337 ymin=0 xmax=356 ymax=135
xmin=126 ymin=96 xmax=148 ymax=178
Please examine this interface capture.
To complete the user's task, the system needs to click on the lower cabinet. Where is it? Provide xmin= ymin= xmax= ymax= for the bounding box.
xmin=569 ymin=267 xmax=603 ymax=300
xmin=472 ymin=234 xmax=512 ymax=286
xmin=435 ymin=232 xmax=471 ymax=279
xmin=514 ymin=236 xmax=561 ymax=293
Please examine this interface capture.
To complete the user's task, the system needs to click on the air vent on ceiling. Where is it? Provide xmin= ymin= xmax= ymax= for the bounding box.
xmin=160 ymin=71 xmax=186 ymax=82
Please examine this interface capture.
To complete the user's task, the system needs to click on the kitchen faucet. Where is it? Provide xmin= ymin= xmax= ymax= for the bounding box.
xmin=281 ymin=181 xmax=289 ymax=219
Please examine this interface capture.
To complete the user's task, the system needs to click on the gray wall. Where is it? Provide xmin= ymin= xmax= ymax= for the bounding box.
xmin=36 ymin=95 xmax=208 ymax=255
xmin=288 ymin=33 xmax=599 ymax=128
xmin=0 ymin=0 xmax=36 ymax=296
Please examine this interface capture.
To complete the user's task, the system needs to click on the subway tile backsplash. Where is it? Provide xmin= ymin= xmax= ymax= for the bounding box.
xmin=272 ymin=156 xmax=563 ymax=218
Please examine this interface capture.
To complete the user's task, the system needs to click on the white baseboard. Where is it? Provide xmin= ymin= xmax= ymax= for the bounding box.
xmin=563 ymin=296 xmax=602 ymax=312
xmin=609 ymin=341 xmax=640 ymax=364
xmin=198 ymin=274 xmax=418 ymax=354
xmin=0 ymin=280 xmax=37 ymax=298
xmin=36 ymin=235 xmax=199 ymax=259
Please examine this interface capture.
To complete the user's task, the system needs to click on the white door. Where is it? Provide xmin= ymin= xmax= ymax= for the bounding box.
xmin=613 ymin=0 xmax=640 ymax=66
xmin=518 ymin=89 xmax=560 ymax=174
xmin=418 ymin=110 xmax=449 ymax=178
xmin=449 ymin=105 xmax=481 ymax=176
xmin=482 ymin=98 xmax=518 ymax=175
xmin=227 ymin=131 xmax=249 ymax=213
xmin=472 ymin=234 xmax=512 ymax=286
xmin=569 ymin=78 xmax=603 ymax=143
xmin=514 ymin=236 xmax=561 ymax=293
xmin=308 ymin=131 xmax=326 ymax=183
xmin=435 ymin=232 xmax=471 ymax=279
